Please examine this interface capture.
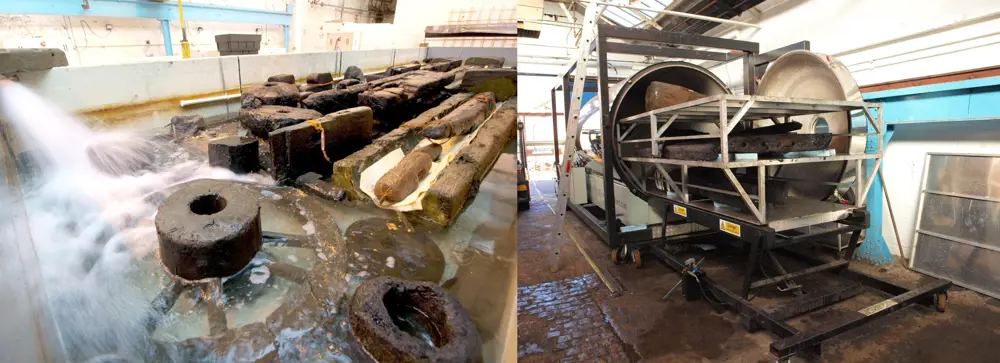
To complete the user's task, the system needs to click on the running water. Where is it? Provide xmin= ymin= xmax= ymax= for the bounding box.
xmin=0 ymin=82 xmax=518 ymax=362
xmin=0 ymin=82 xmax=262 ymax=361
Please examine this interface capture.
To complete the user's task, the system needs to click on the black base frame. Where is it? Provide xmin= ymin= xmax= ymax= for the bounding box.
xmin=547 ymin=24 xmax=952 ymax=359
xmin=645 ymin=198 xmax=952 ymax=360
xmin=547 ymin=22 xmax=953 ymax=361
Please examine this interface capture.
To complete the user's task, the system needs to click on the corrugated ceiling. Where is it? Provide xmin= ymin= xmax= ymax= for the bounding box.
xmin=654 ymin=0 xmax=762 ymax=34
xmin=602 ymin=0 xmax=674 ymax=27
xmin=596 ymin=0 xmax=763 ymax=34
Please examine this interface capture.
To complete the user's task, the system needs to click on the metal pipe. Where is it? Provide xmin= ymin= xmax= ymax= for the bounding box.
xmin=178 ymin=0 xmax=191 ymax=58
xmin=558 ymin=2 xmax=576 ymax=22
xmin=160 ymin=19 xmax=173 ymax=56
xmin=517 ymin=42 xmax=577 ymax=49
xmin=180 ymin=93 xmax=241 ymax=108
xmin=309 ymin=0 xmax=371 ymax=13
xmin=579 ymin=0 xmax=761 ymax=28
xmin=845 ymin=31 xmax=1000 ymax=68
xmin=283 ymin=3 xmax=292 ymax=53
xmin=833 ymin=12 xmax=1000 ymax=57
xmin=518 ymin=19 xmax=583 ymax=29
xmin=878 ymin=168 xmax=907 ymax=265
xmin=517 ymin=57 xmax=651 ymax=66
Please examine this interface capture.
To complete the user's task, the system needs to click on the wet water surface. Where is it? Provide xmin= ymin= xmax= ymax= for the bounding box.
xmin=0 ymin=82 xmax=516 ymax=362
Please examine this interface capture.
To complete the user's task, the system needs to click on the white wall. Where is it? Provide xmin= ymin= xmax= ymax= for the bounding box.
xmin=0 ymin=14 xmax=287 ymax=65
xmin=10 ymin=48 xmax=427 ymax=131
xmin=344 ymin=23 xmax=397 ymax=50
xmin=0 ymin=1 xmax=290 ymax=66
xmin=393 ymin=0 xmax=517 ymax=48
xmin=703 ymin=0 xmax=1000 ymax=91
xmin=290 ymin=0 xmax=373 ymax=53
xmin=1 ymin=0 xmax=511 ymax=64
xmin=0 ymin=0 xmax=397 ymax=65
xmin=521 ymin=0 xmax=1000 ymax=98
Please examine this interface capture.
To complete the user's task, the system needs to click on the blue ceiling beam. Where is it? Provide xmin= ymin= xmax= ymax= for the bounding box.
xmin=2 ymin=0 xmax=292 ymax=25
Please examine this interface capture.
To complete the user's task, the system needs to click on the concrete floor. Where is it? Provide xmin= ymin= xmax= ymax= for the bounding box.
xmin=518 ymin=178 xmax=1000 ymax=363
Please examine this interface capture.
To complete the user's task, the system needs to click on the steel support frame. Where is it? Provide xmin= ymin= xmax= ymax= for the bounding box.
xmin=618 ymin=96 xmax=885 ymax=225
xmin=555 ymin=24 xmax=761 ymax=251
xmin=160 ymin=19 xmax=173 ymax=56
xmin=647 ymin=205 xmax=951 ymax=360
xmin=753 ymin=40 xmax=811 ymax=76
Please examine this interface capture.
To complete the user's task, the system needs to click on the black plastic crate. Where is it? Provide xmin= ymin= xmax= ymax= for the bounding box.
xmin=215 ymin=34 xmax=262 ymax=55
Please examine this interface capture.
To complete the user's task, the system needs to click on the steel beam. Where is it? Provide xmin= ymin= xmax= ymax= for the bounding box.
xmin=159 ymin=19 xmax=173 ymax=56
xmin=283 ymin=4 xmax=292 ymax=52
xmin=602 ymin=42 xmax=730 ymax=61
xmin=763 ymin=283 xmax=864 ymax=321
xmin=6 ymin=0 xmax=292 ymax=25
xmin=773 ymin=225 xmax=862 ymax=249
xmin=597 ymin=27 xmax=619 ymax=248
xmin=648 ymin=245 xmax=798 ymax=338
xmin=770 ymin=278 xmax=951 ymax=358
xmin=750 ymin=260 xmax=849 ymax=290
xmin=599 ymin=24 xmax=759 ymax=53
xmin=754 ymin=41 xmax=811 ymax=67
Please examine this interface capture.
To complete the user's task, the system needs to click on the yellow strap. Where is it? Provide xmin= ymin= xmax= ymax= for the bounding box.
xmin=305 ymin=120 xmax=331 ymax=162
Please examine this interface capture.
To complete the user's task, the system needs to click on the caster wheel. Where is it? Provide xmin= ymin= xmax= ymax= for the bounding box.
xmin=632 ymin=249 xmax=643 ymax=268
xmin=934 ymin=292 xmax=948 ymax=312
xmin=612 ymin=245 xmax=628 ymax=265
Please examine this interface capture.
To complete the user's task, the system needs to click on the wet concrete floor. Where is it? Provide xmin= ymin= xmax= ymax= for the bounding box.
xmin=518 ymin=178 xmax=1000 ymax=363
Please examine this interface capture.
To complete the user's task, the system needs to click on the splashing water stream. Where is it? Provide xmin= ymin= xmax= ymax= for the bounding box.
xmin=0 ymin=82 xmax=266 ymax=361
xmin=0 ymin=81 xmax=518 ymax=362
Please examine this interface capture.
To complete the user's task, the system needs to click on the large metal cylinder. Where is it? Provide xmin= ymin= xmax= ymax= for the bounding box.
xmin=608 ymin=53 xmax=865 ymax=202
xmin=608 ymin=62 xmax=733 ymax=196
xmin=756 ymin=50 xmax=866 ymax=200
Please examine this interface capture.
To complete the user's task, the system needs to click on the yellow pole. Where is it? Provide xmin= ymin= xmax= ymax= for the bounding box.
xmin=178 ymin=0 xmax=191 ymax=58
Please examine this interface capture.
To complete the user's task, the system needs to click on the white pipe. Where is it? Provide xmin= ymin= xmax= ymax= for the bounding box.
xmin=844 ymin=31 xmax=1000 ymax=68
xmin=519 ymin=55 xmax=656 ymax=65
xmin=580 ymin=0 xmax=762 ymax=29
xmin=519 ymin=19 xmax=583 ymax=29
xmin=833 ymin=12 xmax=1000 ymax=57
xmin=180 ymin=93 xmax=241 ymax=108
xmin=518 ymin=42 xmax=578 ymax=49
xmin=559 ymin=2 xmax=576 ymax=22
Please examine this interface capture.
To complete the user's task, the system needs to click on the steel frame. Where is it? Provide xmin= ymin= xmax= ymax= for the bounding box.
xmin=549 ymin=23 xmax=766 ymax=252
xmin=616 ymin=94 xmax=885 ymax=225
xmin=646 ymin=206 xmax=951 ymax=360
xmin=543 ymin=18 xmax=952 ymax=361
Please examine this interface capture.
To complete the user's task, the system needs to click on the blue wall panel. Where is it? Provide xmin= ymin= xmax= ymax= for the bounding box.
xmin=860 ymin=75 xmax=1000 ymax=265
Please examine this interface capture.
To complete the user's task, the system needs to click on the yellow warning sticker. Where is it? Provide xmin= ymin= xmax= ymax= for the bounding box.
xmin=673 ymin=205 xmax=687 ymax=217
xmin=719 ymin=220 xmax=741 ymax=237
xmin=858 ymin=299 xmax=898 ymax=316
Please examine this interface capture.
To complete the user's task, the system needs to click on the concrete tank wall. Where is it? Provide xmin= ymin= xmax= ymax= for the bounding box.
xmin=5 ymin=47 xmax=463 ymax=132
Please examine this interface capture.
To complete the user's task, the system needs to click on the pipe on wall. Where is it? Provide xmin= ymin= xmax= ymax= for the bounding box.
xmin=159 ymin=19 xmax=173 ymax=56
xmin=833 ymin=12 xmax=1000 ymax=58
xmin=284 ymin=3 xmax=292 ymax=53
